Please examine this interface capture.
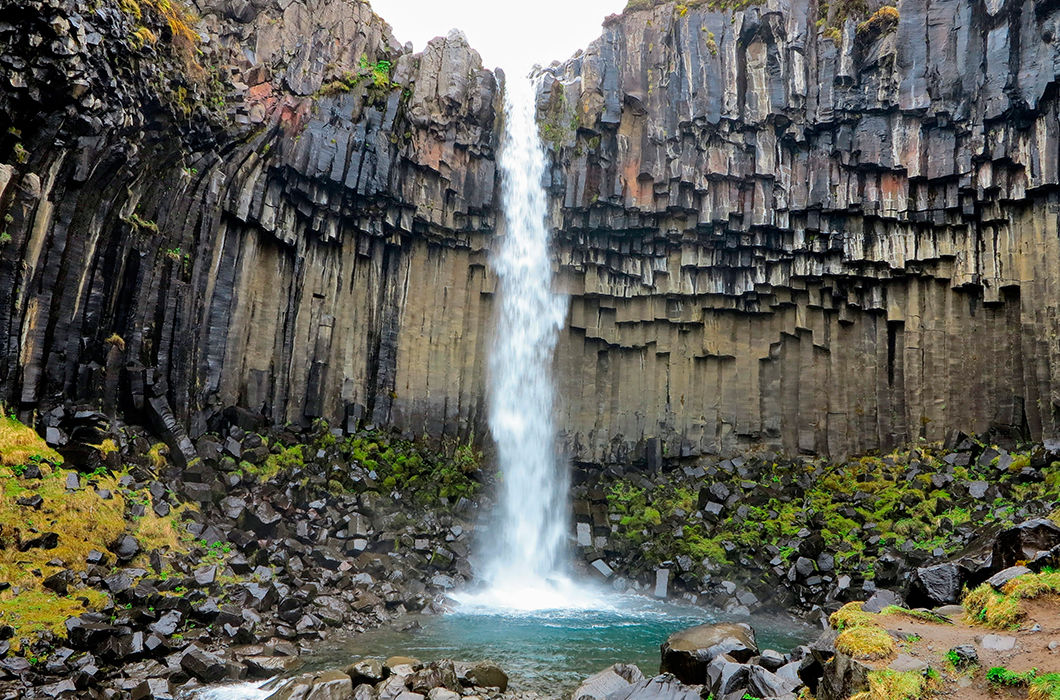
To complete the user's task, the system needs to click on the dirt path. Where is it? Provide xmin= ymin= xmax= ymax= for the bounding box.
xmin=872 ymin=597 xmax=1060 ymax=698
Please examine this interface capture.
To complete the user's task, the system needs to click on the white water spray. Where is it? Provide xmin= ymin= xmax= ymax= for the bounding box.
xmin=458 ymin=74 xmax=602 ymax=612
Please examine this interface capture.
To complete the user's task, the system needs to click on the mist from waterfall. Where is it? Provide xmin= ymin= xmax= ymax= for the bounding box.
xmin=457 ymin=74 xmax=603 ymax=612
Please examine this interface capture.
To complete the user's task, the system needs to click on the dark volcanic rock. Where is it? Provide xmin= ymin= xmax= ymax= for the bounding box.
xmin=607 ymin=673 xmax=702 ymax=700
xmin=660 ymin=623 xmax=758 ymax=684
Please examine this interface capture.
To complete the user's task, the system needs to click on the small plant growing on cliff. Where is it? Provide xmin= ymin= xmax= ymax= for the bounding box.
xmin=704 ymin=29 xmax=718 ymax=56
xmin=165 ymin=246 xmax=181 ymax=261
xmin=105 ymin=333 xmax=126 ymax=352
xmin=360 ymin=55 xmax=393 ymax=89
xmin=0 ymin=232 xmax=10 ymax=247
xmin=12 ymin=143 xmax=28 ymax=165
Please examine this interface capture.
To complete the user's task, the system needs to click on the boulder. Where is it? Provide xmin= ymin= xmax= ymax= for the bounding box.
xmin=347 ymin=657 xmax=387 ymax=685
xmin=816 ymin=652 xmax=870 ymax=700
xmin=606 ymin=673 xmax=702 ymax=700
xmin=986 ymin=565 xmax=1032 ymax=589
xmin=909 ymin=562 xmax=962 ymax=606
xmin=660 ymin=622 xmax=758 ymax=684
xmin=264 ymin=670 xmax=354 ymax=700
xmin=993 ymin=520 xmax=1060 ymax=569
xmin=862 ymin=589 xmax=903 ymax=613
xmin=705 ymin=655 xmax=749 ymax=698
xmin=466 ymin=660 xmax=507 ymax=691
xmin=180 ymin=645 xmax=226 ymax=682
xmin=747 ymin=664 xmax=798 ymax=697
xmin=572 ymin=663 xmax=644 ymax=700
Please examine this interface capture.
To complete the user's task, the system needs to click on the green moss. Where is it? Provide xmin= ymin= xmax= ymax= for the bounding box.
xmin=0 ymin=589 xmax=109 ymax=651
xmin=987 ymin=666 xmax=1037 ymax=688
xmin=242 ymin=444 xmax=301 ymax=482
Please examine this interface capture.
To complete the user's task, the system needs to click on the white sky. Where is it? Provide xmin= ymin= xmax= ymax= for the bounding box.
xmin=369 ymin=0 xmax=628 ymax=74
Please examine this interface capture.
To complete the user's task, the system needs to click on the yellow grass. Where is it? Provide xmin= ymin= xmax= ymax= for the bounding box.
xmin=835 ymin=625 xmax=896 ymax=661
xmin=0 ymin=415 xmax=62 ymax=468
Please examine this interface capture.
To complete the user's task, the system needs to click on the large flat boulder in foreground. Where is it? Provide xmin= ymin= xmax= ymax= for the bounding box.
xmin=660 ymin=622 xmax=758 ymax=684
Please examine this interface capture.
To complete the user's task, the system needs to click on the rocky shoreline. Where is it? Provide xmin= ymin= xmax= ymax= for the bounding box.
xmin=0 ymin=409 xmax=1057 ymax=698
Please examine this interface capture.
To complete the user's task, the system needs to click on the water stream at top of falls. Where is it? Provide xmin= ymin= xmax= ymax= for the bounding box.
xmin=455 ymin=74 xmax=603 ymax=612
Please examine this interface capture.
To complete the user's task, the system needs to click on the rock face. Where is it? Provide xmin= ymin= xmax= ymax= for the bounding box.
xmin=538 ymin=0 xmax=1060 ymax=460
xmin=2 ymin=0 xmax=1060 ymax=462
xmin=0 ymin=0 xmax=499 ymax=448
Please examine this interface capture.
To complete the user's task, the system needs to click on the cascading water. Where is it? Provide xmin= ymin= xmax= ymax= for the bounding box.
xmin=457 ymin=74 xmax=601 ymax=611
xmin=186 ymin=72 xmax=814 ymax=700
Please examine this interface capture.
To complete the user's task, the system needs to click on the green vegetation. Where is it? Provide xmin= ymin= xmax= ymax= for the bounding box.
xmin=601 ymin=440 xmax=1054 ymax=582
xmin=963 ymin=570 xmax=1060 ymax=629
xmin=624 ymin=0 xmax=764 ymax=13
xmin=118 ymin=0 xmax=200 ymax=72
xmin=127 ymin=212 xmax=159 ymax=233
xmin=0 ymin=413 xmax=63 ymax=468
xmin=339 ymin=430 xmax=482 ymax=506
xmin=0 ymin=415 xmax=196 ymax=648
xmin=317 ymin=55 xmax=395 ymax=98
xmin=984 ymin=667 xmax=1060 ymax=699
xmin=243 ymin=422 xmax=483 ymax=507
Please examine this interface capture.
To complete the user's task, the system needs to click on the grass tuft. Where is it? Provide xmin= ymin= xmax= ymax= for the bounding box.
xmin=1002 ymin=571 xmax=1060 ymax=600
xmin=835 ymin=625 xmax=896 ymax=660
xmin=851 ymin=669 xmax=933 ymax=700
xmin=962 ymin=583 xmax=1024 ymax=629
xmin=830 ymin=601 xmax=876 ymax=630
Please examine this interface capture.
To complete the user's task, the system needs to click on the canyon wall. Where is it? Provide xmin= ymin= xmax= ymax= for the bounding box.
xmin=0 ymin=0 xmax=1058 ymax=464
xmin=0 ymin=0 xmax=500 ymax=462
xmin=541 ymin=0 xmax=1060 ymax=461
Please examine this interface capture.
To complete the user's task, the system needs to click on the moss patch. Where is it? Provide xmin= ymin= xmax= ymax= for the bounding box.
xmin=0 ymin=414 xmax=62 ymax=468
xmin=0 ymin=589 xmax=109 ymax=652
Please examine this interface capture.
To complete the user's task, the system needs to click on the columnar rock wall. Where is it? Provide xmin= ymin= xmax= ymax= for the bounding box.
xmin=1 ymin=0 xmax=1059 ymax=465
xmin=0 ymin=0 xmax=499 ymax=452
xmin=540 ymin=0 xmax=1060 ymax=460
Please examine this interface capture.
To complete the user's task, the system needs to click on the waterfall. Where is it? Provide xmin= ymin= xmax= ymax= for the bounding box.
xmin=459 ymin=74 xmax=601 ymax=611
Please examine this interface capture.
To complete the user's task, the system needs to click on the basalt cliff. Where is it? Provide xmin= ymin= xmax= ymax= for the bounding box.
xmin=2 ymin=0 xmax=1060 ymax=466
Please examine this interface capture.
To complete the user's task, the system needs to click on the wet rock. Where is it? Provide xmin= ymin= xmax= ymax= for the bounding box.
xmin=705 ymin=655 xmax=750 ymax=698
xmin=862 ymin=589 xmax=903 ymax=613
xmin=20 ymin=531 xmax=59 ymax=550
xmin=246 ymin=656 xmax=303 ymax=678
xmin=347 ymin=657 xmax=387 ymax=685
xmin=573 ymin=663 xmax=645 ymax=700
xmin=466 ymin=661 xmax=508 ymax=691
xmin=748 ymin=664 xmax=797 ymax=697
xmin=987 ymin=565 xmax=1032 ymax=589
xmin=816 ymin=652 xmax=870 ymax=700
xmin=264 ymin=670 xmax=354 ymax=700
xmin=948 ymin=645 xmax=978 ymax=668
xmin=660 ymin=622 xmax=758 ymax=684
xmin=180 ymin=645 xmax=227 ymax=682
xmin=16 ymin=493 xmax=43 ymax=509
xmin=994 ymin=520 xmax=1060 ymax=569
xmin=111 ymin=534 xmax=141 ymax=562
xmin=130 ymin=678 xmax=174 ymax=700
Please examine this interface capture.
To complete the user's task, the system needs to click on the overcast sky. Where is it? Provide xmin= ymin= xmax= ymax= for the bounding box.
xmin=369 ymin=0 xmax=627 ymax=74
